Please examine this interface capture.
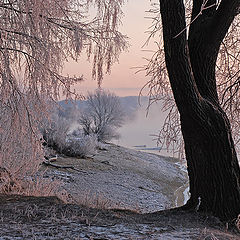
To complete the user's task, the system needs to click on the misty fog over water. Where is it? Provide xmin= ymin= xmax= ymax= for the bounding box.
xmin=113 ymin=98 xmax=172 ymax=157
xmin=59 ymin=96 xmax=173 ymax=157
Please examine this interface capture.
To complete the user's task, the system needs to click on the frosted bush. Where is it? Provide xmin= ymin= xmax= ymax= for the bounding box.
xmin=42 ymin=116 xmax=70 ymax=152
xmin=65 ymin=134 xmax=97 ymax=158
xmin=42 ymin=114 xmax=98 ymax=158
xmin=96 ymin=141 xmax=108 ymax=150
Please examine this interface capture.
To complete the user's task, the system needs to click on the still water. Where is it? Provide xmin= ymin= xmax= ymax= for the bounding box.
xmin=113 ymin=100 xmax=170 ymax=157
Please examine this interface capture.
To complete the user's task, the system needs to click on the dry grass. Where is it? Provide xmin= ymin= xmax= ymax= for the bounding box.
xmin=68 ymin=190 xmax=141 ymax=214
xmin=0 ymin=166 xmax=71 ymax=204
xmin=73 ymin=190 xmax=121 ymax=210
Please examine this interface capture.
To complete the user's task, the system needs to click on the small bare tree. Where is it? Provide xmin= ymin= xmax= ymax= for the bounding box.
xmin=78 ymin=89 xmax=125 ymax=142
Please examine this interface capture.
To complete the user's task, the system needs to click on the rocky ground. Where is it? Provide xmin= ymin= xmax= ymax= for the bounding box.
xmin=0 ymin=144 xmax=239 ymax=239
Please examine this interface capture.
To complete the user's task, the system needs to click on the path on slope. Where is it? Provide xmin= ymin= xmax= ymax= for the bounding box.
xmin=44 ymin=143 xmax=188 ymax=212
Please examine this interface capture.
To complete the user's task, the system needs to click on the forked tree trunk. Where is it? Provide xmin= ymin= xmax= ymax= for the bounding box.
xmin=159 ymin=0 xmax=240 ymax=220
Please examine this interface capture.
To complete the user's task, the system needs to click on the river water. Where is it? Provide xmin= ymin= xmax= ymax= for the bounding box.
xmin=115 ymin=100 xmax=168 ymax=155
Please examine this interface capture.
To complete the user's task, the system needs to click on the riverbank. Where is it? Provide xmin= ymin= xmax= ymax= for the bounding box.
xmin=43 ymin=143 xmax=188 ymax=212
xmin=0 ymin=144 xmax=239 ymax=239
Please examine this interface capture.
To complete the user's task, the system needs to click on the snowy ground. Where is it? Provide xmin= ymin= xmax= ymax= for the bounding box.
xmin=0 ymin=145 xmax=239 ymax=239
xmin=44 ymin=143 xmax=188 ymax=212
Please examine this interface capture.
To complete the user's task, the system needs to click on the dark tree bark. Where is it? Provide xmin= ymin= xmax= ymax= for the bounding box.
xmin=159 ymin=0 xmax=240 ymax=220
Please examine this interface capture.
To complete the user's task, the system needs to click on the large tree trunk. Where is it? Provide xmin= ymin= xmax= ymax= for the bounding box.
xmin=159 ymin=0 xmax=240 ymax=220
xmin=181 ymin=102 xmax=240 ymax=220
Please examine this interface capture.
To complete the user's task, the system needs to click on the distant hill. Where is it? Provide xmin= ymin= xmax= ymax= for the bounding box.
xmin=58 ymin=96 xmax=149 ymax=120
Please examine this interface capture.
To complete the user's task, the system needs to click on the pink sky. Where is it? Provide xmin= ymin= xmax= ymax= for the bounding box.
xmin=63 ymin=0 xmax=157 ymax=97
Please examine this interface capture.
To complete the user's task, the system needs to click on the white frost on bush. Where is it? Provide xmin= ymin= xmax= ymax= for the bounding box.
xmin=66 ymin=134 xmax=97 ymax=157
xmin=96 ymin=141 xmax=108 ymax=150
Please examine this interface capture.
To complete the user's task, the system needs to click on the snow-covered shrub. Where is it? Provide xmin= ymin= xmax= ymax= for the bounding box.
xmin=42 ymin=115 xmax=97 ymax=158
xmin=65 ymin=134 xmax=97 ymax=158
xmin=95 ymin=141 xmax=108 ymax=150
xmin=41 ymin=113 xmax=70 ymax=152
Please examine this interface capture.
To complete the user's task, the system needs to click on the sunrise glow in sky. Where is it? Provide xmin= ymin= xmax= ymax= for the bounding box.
xmin=63 ymin=0 xmax=157 ymax=97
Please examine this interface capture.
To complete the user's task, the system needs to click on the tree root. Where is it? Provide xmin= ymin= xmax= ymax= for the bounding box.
xmin=42 ymin=161 xmax=88 ymax=174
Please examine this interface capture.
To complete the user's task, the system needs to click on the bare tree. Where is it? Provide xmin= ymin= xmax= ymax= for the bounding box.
xmin=78 ymin=89 xmax=125 ymax=142
xmin=0 ymin=1 xmax=127 ymax=189
xmin=142 ymin=0 xmax=240 ymax=220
